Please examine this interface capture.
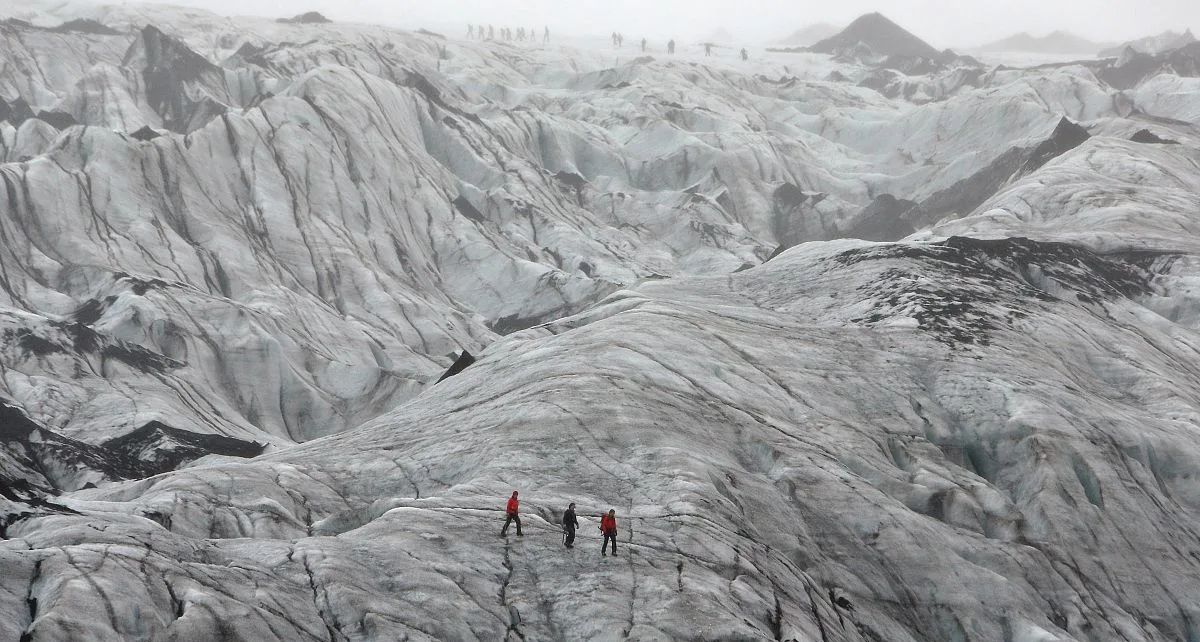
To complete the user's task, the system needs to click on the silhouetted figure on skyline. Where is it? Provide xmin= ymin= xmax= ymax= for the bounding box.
xmin=705 ymin=42 xmax=713 ymax=56
xmin=641 ymin=38 xmax=647 ymax=52
xmin=544 ymin=26 xmax=550 ymax=43
xmin=740 ymin=47 xmax=748 ymax=61
xmin=667 ymin=39 xmax=675 ymax=54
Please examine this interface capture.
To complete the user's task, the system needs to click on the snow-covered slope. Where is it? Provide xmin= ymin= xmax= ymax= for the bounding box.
xmin=2 ymin=2 xmax=1200 ymax=641
xmin=9 ymin=232 xmax=1200 ymax=642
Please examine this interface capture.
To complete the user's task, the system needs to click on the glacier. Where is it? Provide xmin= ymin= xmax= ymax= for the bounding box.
xmin=1 ymin=1 xmax=1200 ymax=640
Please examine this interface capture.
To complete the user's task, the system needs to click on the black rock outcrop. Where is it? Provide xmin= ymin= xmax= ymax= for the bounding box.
xmin=123 ymin=25 xmax=231 ymax=133
xmin=34 ymin=110 xmax=77 ymax=130
xmin=1130 ymin=129 xmax=1179 ymax=145
xmin=130 ymin=125 xmax=162 ymax=141
xmin=1020 ymin=117 xmax=1090 ymax=175
xmin=100 ymin=421 xmax=266 ymax=477
xmin=435 ymin=351 xmax=477 ymax=383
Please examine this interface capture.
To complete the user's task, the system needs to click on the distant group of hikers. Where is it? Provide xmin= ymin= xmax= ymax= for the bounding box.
xmin=617 ymin=34 xmax=673 ymax=56
xmin=500 ymin=491 xmax=620 ymax=556
xmin=463 ymin=25 xmax=752 ymax=61
xmin=467 ymin=24 xmax=549 ymax=43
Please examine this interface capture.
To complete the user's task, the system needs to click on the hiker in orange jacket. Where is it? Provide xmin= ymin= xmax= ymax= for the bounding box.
xmin=500 ymin=491 xmax=523 ymax=536
xmin=600 ymin=509 xmax=617 ymax=556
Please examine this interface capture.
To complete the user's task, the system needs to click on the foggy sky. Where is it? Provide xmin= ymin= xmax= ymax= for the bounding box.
xmin=140 ymin=0 xmax=1198 ymax=47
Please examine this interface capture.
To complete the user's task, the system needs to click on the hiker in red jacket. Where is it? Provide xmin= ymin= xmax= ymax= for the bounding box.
xmin=600 ymin=509 xmax=617 ymax=556
xmin=500 ymin=491 xmax=523 ymax=536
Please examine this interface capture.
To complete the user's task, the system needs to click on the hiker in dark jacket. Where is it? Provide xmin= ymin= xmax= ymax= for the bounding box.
xmin=600 ymin=509 xmax=618 ymax=556
xmin=500 ymin=491 xmax=522 ymax=536
xmin=562 ymin=503 xmax=579 ymax=547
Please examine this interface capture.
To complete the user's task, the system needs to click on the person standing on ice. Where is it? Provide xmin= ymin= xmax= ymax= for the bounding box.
xmin=641 ymin=37 xmax=647 ymax=52
xmin=500 ymin=491 xmax=523 ymax=536
xmin=667 ymin=39 xmax=675 ymax=54
xmin=600 ymin=509 xmax=618 ymax=556
xmin=704 ymin=42 xmax=713 ymax=56
xmin=741 ymin=47 xmax=748 ymax=61
xmin=562 ymin=502 xmax=579 ymax=548
xmin=544 ymin=26 xmax=550 ymax=43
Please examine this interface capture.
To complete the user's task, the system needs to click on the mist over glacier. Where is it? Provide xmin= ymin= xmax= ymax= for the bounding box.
xmin=2 ymin=2 xmax=1200 ymax=641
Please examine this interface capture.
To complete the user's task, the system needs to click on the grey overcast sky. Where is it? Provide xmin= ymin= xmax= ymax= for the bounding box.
xmin=141 ymin=0 xmax=1198 ymax=47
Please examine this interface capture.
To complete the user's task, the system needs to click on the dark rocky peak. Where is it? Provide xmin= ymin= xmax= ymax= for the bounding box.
xmin=0 ymin=97 xmax=35 ymax=126
xmin=124 ymin=25 xmax=221 ymax=83
xmin=48 ymin=18 xmax=124 ymax=36
xmin=811 ymin=12 xmax=942 ymax=60
xmin=277 ymin=11 xmax=332 ymax=24
xmin=435 ymin=350 xmax=476 ymax=383
xmin=1130 ymin=129 xmax=1180 ymax=145
xmin=129 ymin=125 xmax=163 ymax=141
xmin=1020 ymin=117 xmax=1090 ymax=175
xmin=122 ymin=25 xmax=232 ymax=133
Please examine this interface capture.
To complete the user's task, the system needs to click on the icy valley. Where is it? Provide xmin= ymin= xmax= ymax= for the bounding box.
xmin=1 ymin=3 xmax=1200 ymax=641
